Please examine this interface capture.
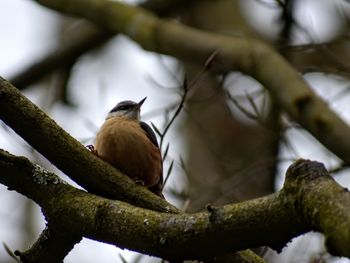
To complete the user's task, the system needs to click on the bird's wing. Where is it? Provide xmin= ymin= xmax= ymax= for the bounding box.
xmin=140 ymin=121 xmax=159 ymax=147
xmin=140 ymin=121 xmax=164 ymax=197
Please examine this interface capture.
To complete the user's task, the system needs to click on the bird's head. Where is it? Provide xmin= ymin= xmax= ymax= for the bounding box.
xmin=106 ymin=97 xmax=147 ymax=120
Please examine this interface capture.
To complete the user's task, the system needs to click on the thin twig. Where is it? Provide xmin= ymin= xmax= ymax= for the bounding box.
xmin=159 ymin=77 xmax=188 ymax=151
xmin=118 ymin=253 xmax=128 ymax=263
xmin=158 ymin=50 xmax=219 ymax=151
xmin=226 ymin=91 xmax=265 ymax=125
xmin=246 ymin=92 xmax=263 ymax=119
xmin=162 ymin=142 xmax=170 ymax=160
xmin=152 ymin=51 xmax=219 ymax=190
xmin=163 ymin=160 xmax=174 ymax=187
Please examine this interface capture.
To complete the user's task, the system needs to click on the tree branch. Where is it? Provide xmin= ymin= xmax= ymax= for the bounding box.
xmin=0 ymin=149 xmax=83 ymax=262
xmin=284 ymin=159 xmax=350 ymax=257
xmin=9 ymin=0 xmax=198 ymax=90
xmin=0 ymin=77 xmax=264 ymax=262
xmin=0 ymin=149 xmax=268 ymax=262
xmin=31 ymin=0 xmax=350 ymax=165
xmin=139 ymin=0 xmax=198 ymax=16
xmin=1 ymin=150 xmax=350 ymax=260
xmin=0 ymin=76 xmax=177 ymax=213
xmin=9 ymin=21 xmax=111 ymax=90
xmin=14 ymin=227 xmax=82 ymax=262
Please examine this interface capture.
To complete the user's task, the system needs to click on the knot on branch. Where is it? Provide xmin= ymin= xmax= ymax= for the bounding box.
xmin=286 ymin=159 xmax=327 ymax=179
xmin=206 ymin=204 xmax=224 ymax=224
xmin=284 ymin=159 xmax=330 ymax=192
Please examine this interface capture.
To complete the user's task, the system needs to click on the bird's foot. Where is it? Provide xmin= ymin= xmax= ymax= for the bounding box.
xmin=133 ymin=178 xmax=145 ymax=186
xmin=86 ymin=144 xmax=98 ymax=156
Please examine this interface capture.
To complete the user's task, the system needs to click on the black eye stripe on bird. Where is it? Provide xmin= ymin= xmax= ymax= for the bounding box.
xmin=110 ymin=97 xmax=147 ymax=114
xmin=92 ymin=97 xmax=164 ymax=197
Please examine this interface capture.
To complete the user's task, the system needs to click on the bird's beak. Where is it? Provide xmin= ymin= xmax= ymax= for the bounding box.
xmin=136 ymin=97 xmax=147 ymax=109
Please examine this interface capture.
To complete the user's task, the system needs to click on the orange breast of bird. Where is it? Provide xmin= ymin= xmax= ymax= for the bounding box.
xmin=94 ymin=117 xmax=163 ymax=194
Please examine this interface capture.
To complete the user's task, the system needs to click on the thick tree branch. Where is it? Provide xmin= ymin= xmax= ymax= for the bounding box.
xmin=9 ymin=22 xmax=110 ymax=90
xmin=0 ymin=76 xmax=177 ymax=213
xmin=0 ymin=149 xmax=83 ymax=262
xmin=0 ymin=77 xmax=264 ymax=262
xmin=31 ymin=0 xmax=350 ymax=165
xmin=15 ymin=227 xmax=82 ymax=262
xmin=1 ymin=151 xmax=350 ymax=260
xmin=284 ymin=159 xmax=350 ymax=257
xmin=0 ymin=149 xmax=267 ymax=262
xmin=0 ymin=149 xmax=265 ymax=262
xmin=285 ymin=37 xmax=350 ymax=78
xmin=9 ymin=0 xmax=196 ymax=90
xmin=139 ymin=0 xmax=199 ymax=16
xmin=0 ymin=150 xmax=296 ymax=259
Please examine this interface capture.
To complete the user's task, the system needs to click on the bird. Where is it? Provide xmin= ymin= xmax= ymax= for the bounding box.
xmin=91 ymin=97 xmax=164 ymax=197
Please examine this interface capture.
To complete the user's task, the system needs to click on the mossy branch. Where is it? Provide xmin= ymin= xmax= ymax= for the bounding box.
xmin=284 ymin=160 xmax=350 ymax=257
xmin=0 ymin=76 xmax=176 ymax=213
xmin=0 ymin=76 xmax=265 ymax=262
xmin=1 ymin=151 xmax=350 ymax=260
